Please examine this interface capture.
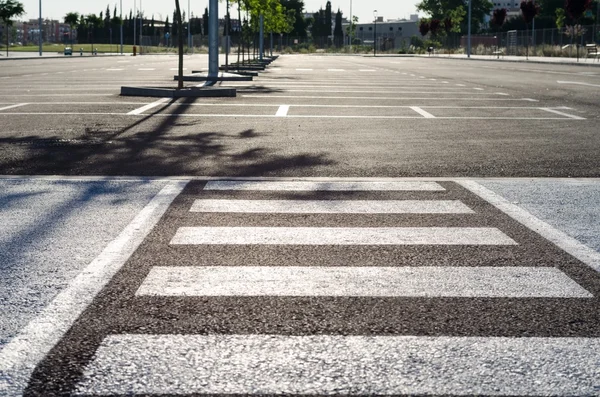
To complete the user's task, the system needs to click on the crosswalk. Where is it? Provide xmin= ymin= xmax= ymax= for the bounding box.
xmin=23 ymin=180 xmax=600 ymax=395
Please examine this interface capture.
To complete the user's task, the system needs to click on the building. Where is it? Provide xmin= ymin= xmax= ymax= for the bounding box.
xmin=344 ymin=17 xmax=419 ymax=50
xmin=14 ymin=19 xmax=73 ymax=45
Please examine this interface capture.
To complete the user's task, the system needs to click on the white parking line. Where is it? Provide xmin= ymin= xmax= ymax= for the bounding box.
xmin=127 ymin=98 xmax=170 ymax=115
xmin=106 ymin=68 xmax=124 ymax=71
xmin=170 ymin=227 xmax=517 ymax=246
xmin=138 ymin=68 xmax=156 ymax=71
xmin=474 ymin=88 xmax=484 ymax=91
xmin=410 ymin=106 xmax=436 ymax=118
xmin=296 ymin=68 xmax=313 ymax=71
xmin=539 ymin=107 xmax=586 ymax=120
xmin=190 ymin=199 xmax=473 ymax=214
xmin=204 ymin=180 xmax=445 ymax=191
xmin=275 ymin=105 xmax=289 ymax=117
xmin=242 ymin=95 xmax=539 ymax=101
xmin=557 ymin=80 xmax=600 ymax=88
xmin=0 ymin=181 xmax=189 ymax=397
xmin=327 ymin=69 xmax=345 ymax=72
xmin=73 ymin=335 xmax=600 ymax=395
xmin=136 ymin=266 xmax=591 ymax=298
xmin=360 ymin=69 xmax=376 ymax=72
xmin=0 ymin=103 xmax=28 ymax=111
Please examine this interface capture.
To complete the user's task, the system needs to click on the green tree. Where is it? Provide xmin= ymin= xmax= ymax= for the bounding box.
xmin=333 ymin=8 xmax=343 ymax=46
xmin=416 ymin=0 xmax=492 ymax=33
xmin=281 ymin=0 xmax=308 ymax=37
xmin=64 ymin=12 xmax=79 ymax=47
xmin=0 ymin=0 xmax=24 ymax=57
xmin=325 ymin=1 xmax=332 ymax=38
xmin=202 ymin=7 xmax=208 ymax=35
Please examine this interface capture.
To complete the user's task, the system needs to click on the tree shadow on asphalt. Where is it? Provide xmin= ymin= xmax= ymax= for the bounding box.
xmin=0 ymin=97 xmax=334 ymax=176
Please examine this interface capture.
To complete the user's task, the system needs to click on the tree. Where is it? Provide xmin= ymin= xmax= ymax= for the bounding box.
xmin=565 ymin=0 xmax=593 ymax=20
xmin=325 ymin=1 xmax=332 ymax=38
xmin=419 ymin=19 xmax=431 ymax=36
xmin=416 ymin=0 xmax=491 ymax=33
xmin=333 ymin=9 xmax=343 ymax=47
xmin=490 ymin=8 xmax=507 ymax=57
xmin=0 ymin=0 xmax=24 ymax=57
xmin=520 ymin=0 xmax=540 ymax=58
xmin=281 ymin=0 xmax=308 ymax=37
xmin=202 ymin=7 xmax=209 ymax=36
xmin=345 ymin=15 xmax=358 ymax=45
xmin=64 ymin=12 xmax=80 ymax=47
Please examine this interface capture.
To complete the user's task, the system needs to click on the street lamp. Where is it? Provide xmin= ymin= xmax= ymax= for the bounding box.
xmin=373 ymin=10 xmax=377 ymax=56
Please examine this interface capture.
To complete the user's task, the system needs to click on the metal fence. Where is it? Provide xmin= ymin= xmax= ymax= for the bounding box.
xmin=455 ymin=24 xmax=599 ymax=57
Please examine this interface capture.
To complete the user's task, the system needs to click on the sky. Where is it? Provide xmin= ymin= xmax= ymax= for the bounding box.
xmin=18 ymin=0 xmax=419 ymax=25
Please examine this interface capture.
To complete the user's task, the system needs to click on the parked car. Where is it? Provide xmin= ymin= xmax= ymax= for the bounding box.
xmin=64 ymin=47 xmax=72 ymax=56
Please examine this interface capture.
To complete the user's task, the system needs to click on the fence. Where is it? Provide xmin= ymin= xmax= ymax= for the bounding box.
xmin=455 ymin=24 xmax=599 ymax=57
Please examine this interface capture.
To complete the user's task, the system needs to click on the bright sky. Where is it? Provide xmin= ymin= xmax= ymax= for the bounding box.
xmin=18 ymin=0 xmax=418 ymax=24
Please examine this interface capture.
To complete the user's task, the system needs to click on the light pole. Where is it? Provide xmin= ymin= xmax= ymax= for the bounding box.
xmin=188 ymin=0 xmax=192 ymax=51
xmin=38 ymin=0 xmax=42 ymax=56
xmin=120 ymin=0 xmax=123 ymax=54
xmin=373 ymin=10 xmax=377 ymax=56
xmin=133 ymin=0 xmax=136 ymax=47
xmin=467 ymin=0 xmax=472 ymax=57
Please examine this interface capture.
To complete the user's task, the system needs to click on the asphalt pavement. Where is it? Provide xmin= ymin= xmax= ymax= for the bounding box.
xmin=1 ymin=54 xmax=600 ymax=396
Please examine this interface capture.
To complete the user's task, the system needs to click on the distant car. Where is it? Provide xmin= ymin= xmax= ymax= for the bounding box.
xmin=64 ymin=47 xmax=72 ymax=56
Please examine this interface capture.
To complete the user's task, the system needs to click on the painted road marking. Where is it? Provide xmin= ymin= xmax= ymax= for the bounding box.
xmin=360 ymin=69 xmax=376 ymax=72
xmin=474 ymin=87 xmax=484 ymax=91
xmin=410 ymin=106 xmax=436 ymax=118
xmin=0 ymin=112 xmax=583 ymax=120
xmin=459 ymin=180 xmax=600 ymax=273
xmin=138 ymin=68 xmax=156 ymax=71
xmin=496 ymin=92 xmax=509 ymax=95
xmin=0 ymin=103 xmax=28 ymax=111
xmin=242 ymin=95 xmax=540 ymax=101
xmin=456 ymin=83 xmax=465 ymax=86
xmin=190 ymin=199 xmax=474 ymax=214
xmin=557 ymin=81 xmax=600 ymax=88
xmin=170 ymin=227 xmax=517 ymax=246
xmin=275 ymin=105 xmax=289 ymax=117
xmin=74 ymin=335 xmax=600 ymax=395
xmin=539 ymin=107 xmax=586 ymax=120
xmin=137 ymin=266 xmax=591 ymax=298
xmin=106 ymin=68 xmax=124 ymax=71
xmin=327 ymin=69 xmax=345 ymax=72
xmin=169 ymin=68 xmax=188 ymax=71
xmin=203 ymin=181 xmax=446 ymax=191
xmin=295 ymin=68 xmax=313 ymax=71
xmin=0 ymin=181 xmax=189 ymax=396
xmin=127 ymin=98 xmax=170 ymax=115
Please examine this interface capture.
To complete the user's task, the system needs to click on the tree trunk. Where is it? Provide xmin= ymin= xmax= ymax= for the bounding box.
xmin=237 ymin=0 xmax=241 ymax=66
xmin=175 ymin=0 xmax=184 ymax=90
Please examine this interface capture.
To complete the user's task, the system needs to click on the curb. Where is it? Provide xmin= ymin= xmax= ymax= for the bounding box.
xmin=173 ymin=74 xmax=252 ymax=82
xmin=120 ymin=86 xmax=236 ymax=98
xmin=418 ymin=55 xmax=600 ymax=67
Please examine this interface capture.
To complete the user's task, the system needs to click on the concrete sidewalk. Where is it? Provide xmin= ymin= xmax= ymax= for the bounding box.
xmin=419 ymin=53 xmax=600 ymax=67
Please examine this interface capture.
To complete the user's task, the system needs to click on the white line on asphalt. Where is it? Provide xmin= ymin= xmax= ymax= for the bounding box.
xmin=458 ymin=181 xmax=600 ymax=273
xmin=136 ymin=266 xmax=591 ymax=298
xmin=456 ymin=83 xmax=465 ymax=86
xmin=203 ymin=181 xmax=446 ymax=191
xmin=473 ymin=87 xmax=484 ymax=90
xmin=557 ymin=80 xmax=600 ymax=88
xmin=138 ymin=68 xmax=156 ymax=71
xmin=0 ymin=112 xmax=582 ymax=120
xmin=496 ymin=93 xmax=509 ymax=95
xmin=327 ymin=69 xmax=345 ymax=72
xmin=190 ymin=199 xmax=474 ymax=214
xmin=539 ymin=107 xmax=586 ymax=120
xmin=275 ymin=105 xmax=289 ymax=117
xmin=170 ymin=68 xmax=188 ymax=70
xmin=127 ymin=98 xmax=170 ymax=115
xmin=106 ymin=68 xmax=124 ymax=71
xmin=410 ymin=106 xmax=436 ymax=118
xmin=295 ymin=68 xmax=313 ymax=71
xmin=241 ymin=95 xmax=538 ymax=101
xmin=442 ymin=81 xmax=449 ymax=84
xmin=1 ymin=94 xmax=112 ymax=97
xmin=74 ymin=335 xmax=600 ymax=395
xmin=360 ymin=69 xmax=376 ymax=72
xmin=0 ymin=112 xmax=580 ymax=120
xmin=0 ymin=180 xmax=189 ymax=397
xmin=0 ymin=103 xmax=28 ymax=111
xmin=170 ymin=227 xmax=517 ymax=246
